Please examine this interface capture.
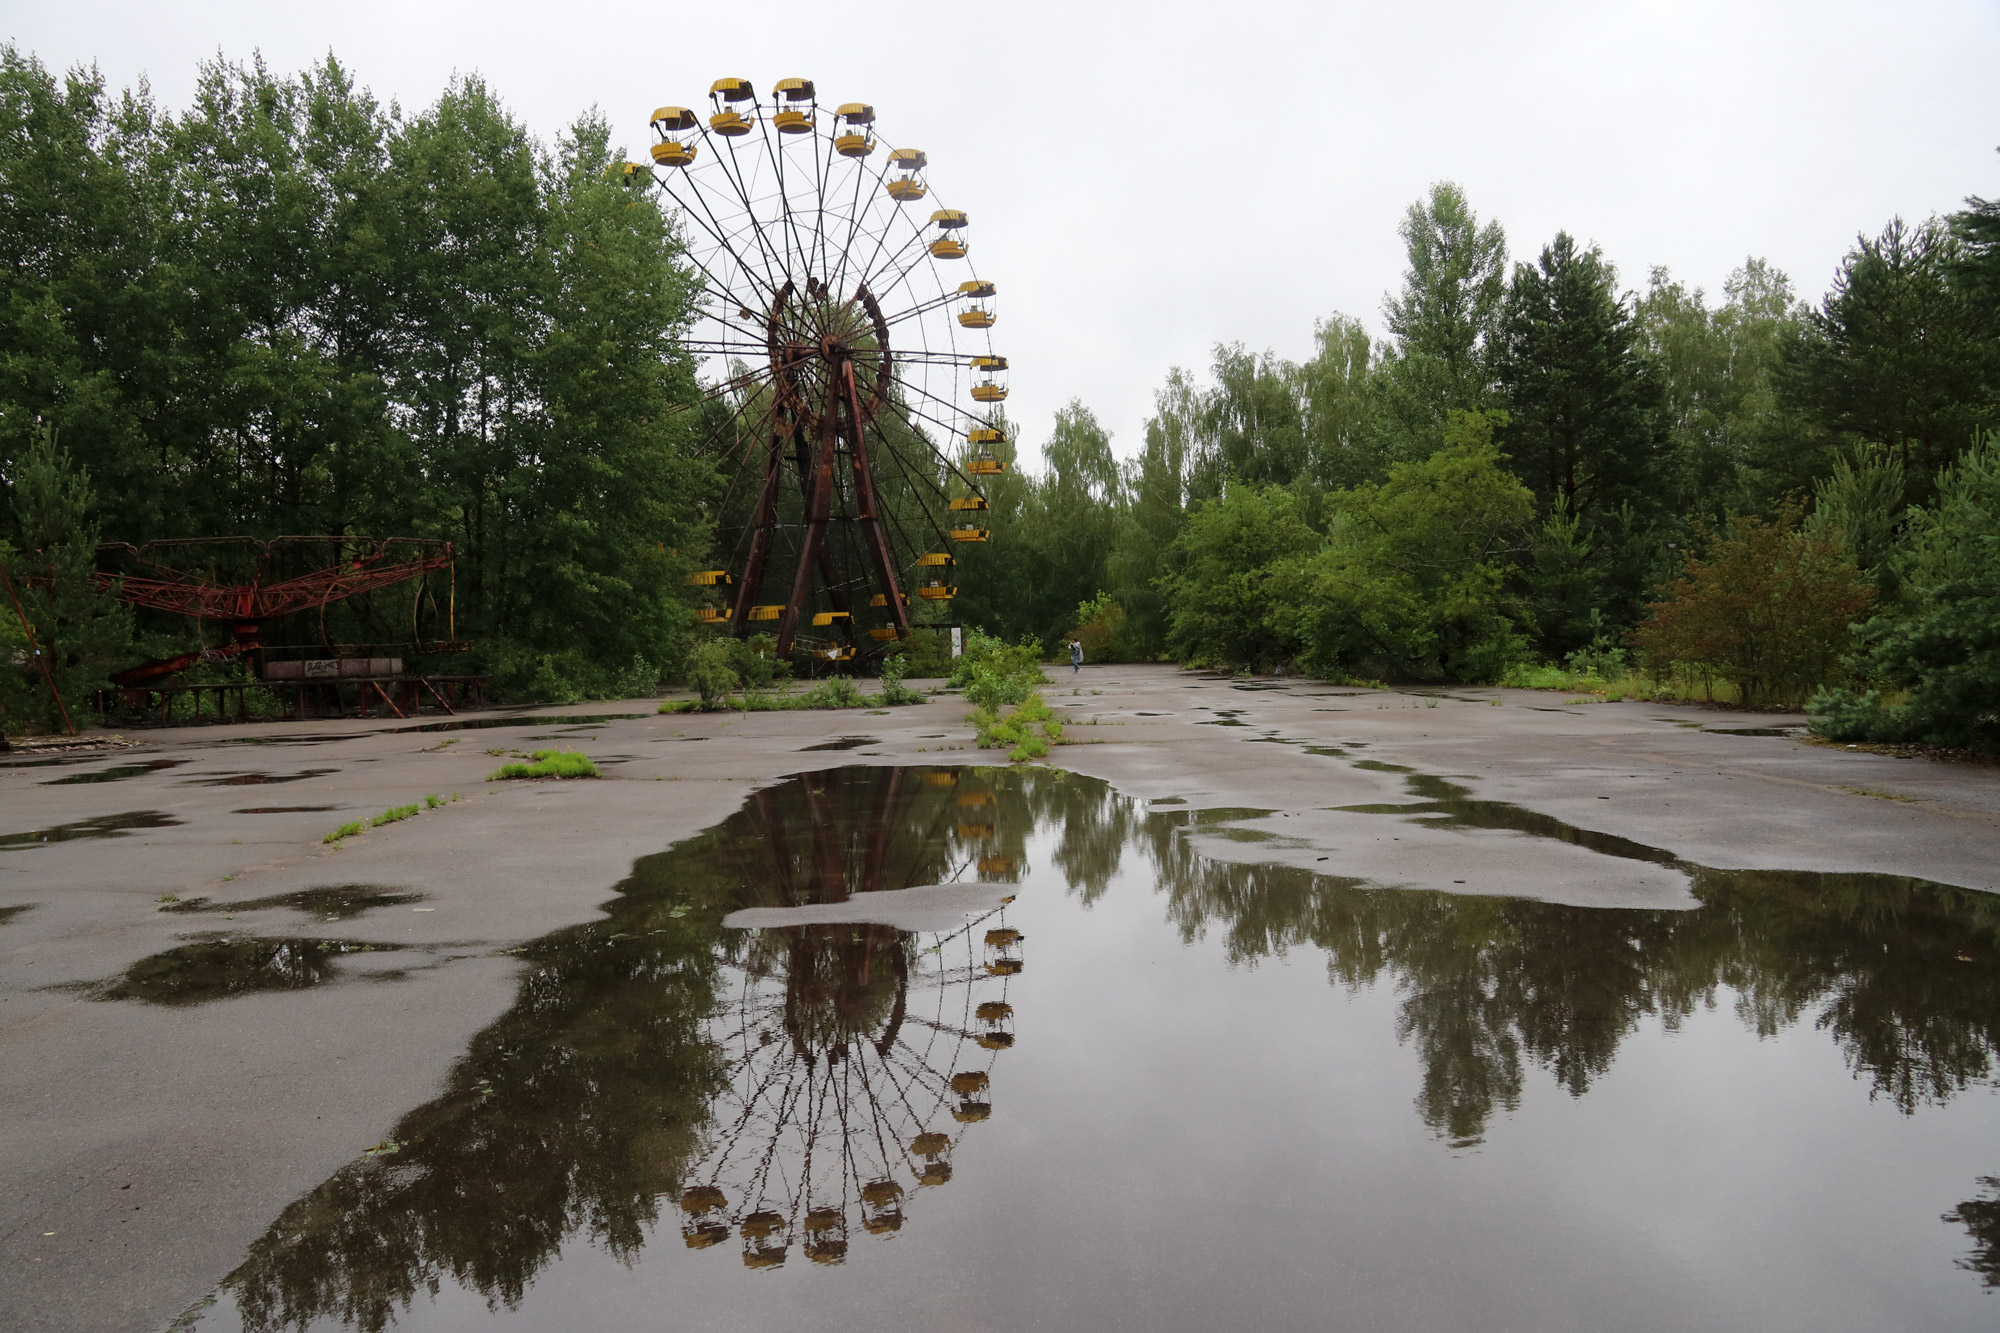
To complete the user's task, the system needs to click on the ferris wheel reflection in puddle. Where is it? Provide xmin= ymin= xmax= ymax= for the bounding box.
xmin=681 ymin=849 xmax=1023 ymax=1266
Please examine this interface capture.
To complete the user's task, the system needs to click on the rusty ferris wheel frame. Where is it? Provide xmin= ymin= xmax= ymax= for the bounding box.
xmin=635 ymin=77 xmax=1009 ymax=661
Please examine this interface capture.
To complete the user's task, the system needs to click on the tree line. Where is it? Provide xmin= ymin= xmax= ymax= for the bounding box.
xmin=960 ymin=179 xmax=1999 ymax=748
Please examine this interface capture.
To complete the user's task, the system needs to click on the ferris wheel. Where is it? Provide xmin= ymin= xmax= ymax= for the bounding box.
xmin=637 ymin=78 xmax=1008 ymax=661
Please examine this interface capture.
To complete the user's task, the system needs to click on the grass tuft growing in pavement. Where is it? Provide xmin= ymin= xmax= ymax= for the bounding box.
xmin=487 ymin=749 xmax=600 ymax=781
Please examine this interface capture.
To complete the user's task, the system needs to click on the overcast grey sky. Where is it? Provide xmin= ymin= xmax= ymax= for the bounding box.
xmin=7 ymin=0 xmax=1998 ymax=464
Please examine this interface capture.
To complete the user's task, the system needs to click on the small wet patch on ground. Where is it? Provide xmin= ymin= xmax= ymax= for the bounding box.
xmin=0 ymin=811 xmax=182 ymax=849
xmin=162 ymin=885 xmax=425 ymax=921
xmin=93 ymin=937 xmax=402 ymax=1006
xmin=233 ymin=805 xmax=343 ymax=815
xmin=0 ymin=903 xmax=35 ymax=926
xmin=801 ymin=736 xmax=878 ymax=752
xmin=391 ymin=713 xmax=649 ymax=735
xmin=182 ymin=769 xmax=340 ymax=787
xmin=39 ymin=759 xmax=189 ymax=785
xmin=1705 ymin=726 xmax=1807 ymax=737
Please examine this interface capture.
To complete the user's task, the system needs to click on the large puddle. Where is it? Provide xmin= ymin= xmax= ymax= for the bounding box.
xmin=185 ymin=766 xmax=2000 ymax=1331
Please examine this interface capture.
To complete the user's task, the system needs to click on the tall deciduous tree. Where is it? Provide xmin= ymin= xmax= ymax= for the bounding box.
xmin=1294 ymin=411 xmax=1532 ymax=682
xmin=1193 ymin=343 xmax=1307 ymax=494
xmin=1299 ymin=313 xmax=1385 ymax=489
xmin=1378 ymin=182 xmax=1508 ymax=450
xmin=0 ymin=49 xmax=171 ymax=537
xmin=1637 ymin=259 xmax=1807 ymax=524
xmin=493 ymin=115 xmax=709 ymax=697
xmin=1106 ymin=370 xmax=1200 ymax=658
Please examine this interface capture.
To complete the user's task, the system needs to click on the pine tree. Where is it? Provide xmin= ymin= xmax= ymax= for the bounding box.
xmin=1493 ymin=232 xmax=1664 ymax=651
xmin=1 ymin=426 xmax=131 ymax=732
xmin=1783 ymin=217 xmax=1991 ymax=503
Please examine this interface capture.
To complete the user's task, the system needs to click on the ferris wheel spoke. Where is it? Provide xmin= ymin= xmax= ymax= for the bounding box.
xmin=882 ymin=367 xmax=980 ymax=437
xmin=851 ymin=1047 xmax=906 ymax=1186
xmin=805 ymin=121 xmax=839 ymax=295
xmin=755 ymin=119 xmax=815 ymax=294
xmin=857 ymin=224 xmax=935 ymax=300
xmin=825 ymin=142 xmax=890 ymax=299
xmin=665 ymin=362 xmax=777 ymax=423
xmin=703 ymin=124 xmax=796 ymax=295
xmin=876 ymin=288 xmax=963 ymax=329
xmin=656 ymin=174 xmax=782 ymax=308
xmin=899 ymin=1013 xmax=982 ymax=1042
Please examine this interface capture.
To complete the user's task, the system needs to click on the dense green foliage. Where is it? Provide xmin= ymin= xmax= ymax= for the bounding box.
xmin=1294 ymin=412 xmax=1533 ymax=682
xmin=0 ymin=47 xmax=709 ymax=728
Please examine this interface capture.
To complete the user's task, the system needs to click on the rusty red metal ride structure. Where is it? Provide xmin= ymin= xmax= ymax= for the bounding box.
xmin=95 ymin=536 xmax=456 ymax=685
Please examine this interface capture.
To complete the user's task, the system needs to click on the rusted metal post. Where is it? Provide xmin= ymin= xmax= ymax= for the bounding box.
xmin=776 ymin=401 xmax=841 ymax=657
xmin=843 ymin=360 xmax=911 ymax=642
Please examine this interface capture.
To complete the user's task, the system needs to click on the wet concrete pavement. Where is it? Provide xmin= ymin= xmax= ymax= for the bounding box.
xmin=2 ymin=665 xmax=1996 ymax=1331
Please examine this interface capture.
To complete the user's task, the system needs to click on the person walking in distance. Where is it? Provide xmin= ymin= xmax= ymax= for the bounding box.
xmin=1069 ymin=638 xmax=1084 ymax=674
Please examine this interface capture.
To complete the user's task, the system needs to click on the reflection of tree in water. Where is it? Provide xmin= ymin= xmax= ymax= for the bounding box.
xmin=1944 ymin=1177 xmax=2000 ymax=1289
xmin=216 ymin=765 xmax=2000 ymax=1328
xmin=1142 ymin=782 xmax=2000 ymax=1146
xmin=222 ymin=766 xmax=1024 ymax=1333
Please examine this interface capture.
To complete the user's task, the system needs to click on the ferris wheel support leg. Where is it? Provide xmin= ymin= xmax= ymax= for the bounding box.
xmin=805 ymin=775 xmax=847 ymax=901
xmin=841 ymin=361 xmax=911 ymax=641
xmin=731 ymin=428 xmax=787 ymax=635
xmin=860 ymin=767 xmax=903 ymax=893
xmin=776 ymin=409 xmax=840 ymax=657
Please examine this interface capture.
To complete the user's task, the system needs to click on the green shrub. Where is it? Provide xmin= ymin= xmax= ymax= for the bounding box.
xmin=1162 ymin=484 xmax=1317 ymax=670
xmin=488 ymin=749 xmax=601 ymax=781
xmin=800 ymin=676 xmax=865 ymax=709
xmin=1809 ymin=432 xmax=2000 ymax=751
xmin=895 ymin=627 xmax=955 ymax=678
xmin=972 ymin=691 xmax=1062 ymax=763
xmin=1632 ymin=504 xmax=1873 ymax=709
xmin=729 ymin=634 xmax=791 ymax=693
xmin=947 ymin=630 xmax=1048 ymax=692
xmin=1071 ymin=592 xmax=1132 ymax=663
xmin=876 ymin=655 xmax=925 ymax=706
xmin=684 ymin=639 xmax=740 ymax=710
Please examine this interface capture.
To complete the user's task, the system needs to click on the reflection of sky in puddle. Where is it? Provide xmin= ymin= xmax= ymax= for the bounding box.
xmin=186 ymin=766 xmax=2000 ymax=1332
